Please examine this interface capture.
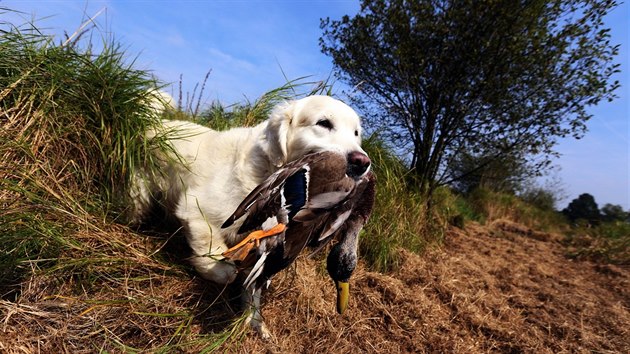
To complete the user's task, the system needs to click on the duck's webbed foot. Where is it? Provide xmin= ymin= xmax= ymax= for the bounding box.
xmin=222 ymin=223 xmax=286 ymax=261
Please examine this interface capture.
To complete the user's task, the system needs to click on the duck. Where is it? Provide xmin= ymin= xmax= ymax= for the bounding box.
xmin=220 ymin=150 xmax=375 ymax=336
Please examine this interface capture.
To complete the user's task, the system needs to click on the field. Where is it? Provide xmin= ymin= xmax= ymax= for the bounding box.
xmin=1 ymin=218 xmax=628 ymax=353
xmin=240 ymin=220 xmax=629 ymax=353
xmin=1 ymin=14 xmax=628 ymax=353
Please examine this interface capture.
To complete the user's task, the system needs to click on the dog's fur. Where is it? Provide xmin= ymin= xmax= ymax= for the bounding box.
xmin=131 ymin=95 xmax=367 ymax=335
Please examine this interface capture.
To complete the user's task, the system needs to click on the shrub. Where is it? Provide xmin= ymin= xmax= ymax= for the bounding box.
xmin=565 ymin=221 xmax=630 ymax=264
xmin=466 ymin=188 xmax=566 ymax=232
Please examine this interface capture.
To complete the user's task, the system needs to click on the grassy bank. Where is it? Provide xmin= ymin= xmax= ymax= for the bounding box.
xmin=0 ymin=15 xmax=231 ymax=351
xmin=0 ymin=15 xmax=170 ymax=289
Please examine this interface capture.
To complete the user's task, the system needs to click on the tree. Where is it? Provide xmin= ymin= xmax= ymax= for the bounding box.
xmin=519 ymin=172 xmax=566 ymax=211
xmin=448 ymin=149 xmax=532 ymax=194
xmin=320 ymin=0 xmax=619 ymax=200
xmin=600 ymin=203 xmax=629 ymax=222
xmin=520 ymin=187 xmax=558 ymax=211
xmin=563 ymin=193 xmax=601 ymax=225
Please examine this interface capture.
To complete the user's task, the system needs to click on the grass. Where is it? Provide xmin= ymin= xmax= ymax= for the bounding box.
xmin=0 ymin=13 xmax=169 ymax=282
xmin=196 ymin=77 xmax=331 ymax=130
xmin=465 ymin=187 xmax=567 ymax=232
xmin=454 ymin=187 xmax=629 ymax=264
xmin=0 ymin=13 xmax=242 ymax=351
xmin=359 ymin=136 xmax=449 ymax=273
xmin=564 ymin=221 xmax=630 ymax=264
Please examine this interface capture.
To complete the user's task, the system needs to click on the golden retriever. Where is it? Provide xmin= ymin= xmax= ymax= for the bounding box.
xmin=131 ymin=95 xmax=370 ymax=336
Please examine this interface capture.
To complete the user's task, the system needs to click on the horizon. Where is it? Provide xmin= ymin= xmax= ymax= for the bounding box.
xmin=3 ymin=0 xmax=628 ymax=210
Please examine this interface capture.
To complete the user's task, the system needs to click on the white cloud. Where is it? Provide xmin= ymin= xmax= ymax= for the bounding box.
xmin=165 ymin=32 xmax=186 ymax=47
xmin=206 ymin=47 xmax=256 ymax=72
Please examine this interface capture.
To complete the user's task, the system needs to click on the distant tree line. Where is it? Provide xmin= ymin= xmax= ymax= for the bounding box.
xmin=562 ymin=193 xmax=629 ymax=226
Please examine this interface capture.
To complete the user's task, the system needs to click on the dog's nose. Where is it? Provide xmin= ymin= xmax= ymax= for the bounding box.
xmin=347 ymin=151 xmax=371 ymax=178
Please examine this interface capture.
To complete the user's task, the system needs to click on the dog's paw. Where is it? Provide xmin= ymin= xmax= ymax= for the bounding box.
xmin=193 ymin=258 xmax=238 ymax=284
xmin=252 ymin=321 xmax=272 ymax=340
xmin=244 ymin=312 xmax=272 ymax=340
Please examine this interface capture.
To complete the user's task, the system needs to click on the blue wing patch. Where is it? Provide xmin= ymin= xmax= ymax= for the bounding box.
xmin=282 ymin=168 xmax=308 ymax=219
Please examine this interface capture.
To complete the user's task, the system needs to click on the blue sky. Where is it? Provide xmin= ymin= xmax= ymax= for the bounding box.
xmin=3 ymin=0 xmax=629 ymax=210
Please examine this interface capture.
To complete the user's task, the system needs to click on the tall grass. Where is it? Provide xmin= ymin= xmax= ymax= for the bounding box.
xmin=0 ymin=20 xmax=173 ymax=208
xmin=0 ymin=14 xmax=243 ymax=352
xmin=190 ymin=76 xmax=333 ymax=130
xmin=0 ymin=13 xmax=177 ymax=278
xmin=3 ymin=21 xmax=106 ymax=270
xmin=359 ymin=136 xmax=449 ymax=272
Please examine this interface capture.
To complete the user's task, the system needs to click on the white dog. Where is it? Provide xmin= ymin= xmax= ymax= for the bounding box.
xmin=131 ymin=95 xmax=370 ymax=336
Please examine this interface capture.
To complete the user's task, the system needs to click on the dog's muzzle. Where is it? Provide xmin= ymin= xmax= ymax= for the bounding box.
xmin=346 ymin=151 xmax=371 ymax=178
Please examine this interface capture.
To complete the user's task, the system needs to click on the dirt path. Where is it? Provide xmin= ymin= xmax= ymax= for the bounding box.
xmin=239 ymin=219 xmax=629 ymax=353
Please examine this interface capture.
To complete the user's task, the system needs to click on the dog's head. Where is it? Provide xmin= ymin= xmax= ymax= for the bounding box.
xmin=264 ymin=95 xmax=370 ymax=178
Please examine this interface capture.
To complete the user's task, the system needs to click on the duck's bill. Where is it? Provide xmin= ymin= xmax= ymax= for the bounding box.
xmin=335 ymin=281 xmax=349 ymax=314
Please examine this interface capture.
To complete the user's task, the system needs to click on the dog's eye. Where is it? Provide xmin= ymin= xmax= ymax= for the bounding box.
xmin=316 ymin=119 xmax=334 ymax=130
xmin=354 ymin=130 xmax=359 ymax=137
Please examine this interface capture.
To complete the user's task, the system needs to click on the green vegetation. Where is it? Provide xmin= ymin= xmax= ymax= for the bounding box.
xmin=194 ymin=77 xmax=333 ymax=130
xmin=466 ymin=188 xmax=566 ymax=232
xmin=358 ymin=136 xmax=429 ymax=272
xmin=562 ymin=194 xmax=629 ymax=264
xmin=562 ymin=193 xmax=603 ymax=226
xmin=0 ymin=15 xmax=170 ymax=287
xmin=565 ymin=221 xmax=630 ymax=264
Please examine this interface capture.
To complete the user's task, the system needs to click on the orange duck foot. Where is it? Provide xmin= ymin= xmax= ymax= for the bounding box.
xmin=222 ymin=223 xmax=286 ymax=261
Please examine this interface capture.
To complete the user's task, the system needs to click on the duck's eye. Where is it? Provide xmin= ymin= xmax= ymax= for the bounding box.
xmin=354 ymin=130 xmax=359 ymax=137
xmin=316 ymin=119 xmax=334 ymax=130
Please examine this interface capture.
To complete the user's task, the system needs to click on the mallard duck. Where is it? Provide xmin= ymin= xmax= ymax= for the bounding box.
xmin=221 ymin=150 xmax=375 ymax=336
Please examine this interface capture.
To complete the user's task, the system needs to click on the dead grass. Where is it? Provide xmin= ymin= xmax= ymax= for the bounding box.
xmin=3 ymin=220 xmax=628 ymax=352
xmin=217 ymin=222 xmax=629 ymax=353
xmin=0 ymin=223 xmax=249 ymax=352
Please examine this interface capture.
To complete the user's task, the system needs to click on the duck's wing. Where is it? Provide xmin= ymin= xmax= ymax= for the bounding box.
xmin=309 ymin=171 xmax=376 ymax=254
xmin=220 ymin=152 xmax=331 ymax=232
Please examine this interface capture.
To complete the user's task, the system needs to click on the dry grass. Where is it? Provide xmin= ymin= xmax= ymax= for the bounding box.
xmin=0 ymin=224 xmax=245 ymax=352
xmin=219 ymin=223 xmax=629 ymax=353
xmin=3 ymin=220 xmax=628 ymax=352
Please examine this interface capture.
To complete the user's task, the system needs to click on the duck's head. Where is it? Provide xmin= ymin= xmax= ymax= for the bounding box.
xmin=326 ymin=239 xmax=358 ymax=315
xmin=325 ymin=171 xmax=375 ymax=314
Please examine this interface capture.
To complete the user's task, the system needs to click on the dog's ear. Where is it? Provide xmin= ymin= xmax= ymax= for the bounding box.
xmin=264 ymin=101 xmax=293 ymax=167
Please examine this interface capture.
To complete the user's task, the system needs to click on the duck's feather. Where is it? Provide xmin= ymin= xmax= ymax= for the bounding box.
xmin=221 ymin=152 xmax=331 ymax=232
xmin=308 ymin=171 xmax=376 ymax=255
xmin=244 ymin=250 xmax=269 ymax=289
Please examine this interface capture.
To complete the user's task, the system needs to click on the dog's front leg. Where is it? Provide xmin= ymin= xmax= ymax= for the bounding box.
xmin=182 ymin=216 xmax=238 ymax=284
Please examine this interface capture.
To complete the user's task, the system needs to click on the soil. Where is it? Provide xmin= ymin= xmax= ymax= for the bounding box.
xmin=1 ymin=219 xmax=628 ymax=353
xmin=237 ymin=219 xmax=629 ymax=353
